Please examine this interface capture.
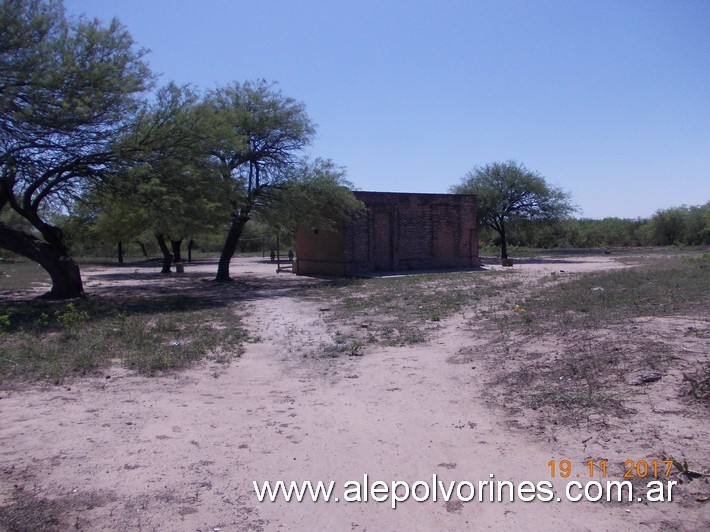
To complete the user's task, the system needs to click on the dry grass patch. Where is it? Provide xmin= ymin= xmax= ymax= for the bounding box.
xmin=501 ymin=253 xmax=710 ymax=407
xmin=480 ymin=252 xmax=709 ymax=497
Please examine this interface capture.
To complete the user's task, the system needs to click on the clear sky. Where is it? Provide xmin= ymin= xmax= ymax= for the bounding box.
xmin=64 ymin=0 xmax=708 ymax=219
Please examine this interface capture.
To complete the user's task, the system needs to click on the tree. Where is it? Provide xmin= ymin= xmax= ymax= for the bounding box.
xmin=648 ymin=203 xmax=710 ymax=246
xmin=451 ymin=161 xmax=575 ymax=259
xmin=65 ymin=189 xmax=151 ymax=263
xmin=0 ymin=0 xmax=151 ymax=297
xmin=204 ymin=80 xmax=316 ymax=281
xmin=686 ymin=202 xmax=710 ymax=245
xmin=108 ymin=83 xmax=231 ymax=272
xmin=255 ymin=157 xmax=365 ymax=234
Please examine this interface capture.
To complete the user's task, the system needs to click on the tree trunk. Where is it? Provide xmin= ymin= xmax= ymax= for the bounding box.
xmin=0 ymin=222 xmax=84 ymax=298
xmin=117 ymin=241 xmax=124 ymax=264
xmin=171 ymin=239 xmax=183 ymax=263
xmin=216 ymin=215 xmax=250 ymax=282
xmin=43 ymin=256 xmax=84 ymax=299
xmin=136 ymin=241 xmax=148 ymax=258
xmin=155 ymin=233 xmax=173 ymax=274
xmin=499 ymin=221 xmax=508 ymax=259
xmin=187 ymin=239 xmax=194 ymax=263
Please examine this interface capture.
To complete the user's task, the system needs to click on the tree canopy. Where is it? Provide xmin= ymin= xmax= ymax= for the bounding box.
xmin=106 ymin=83 xmax=231 ymax=271
xmin=0 ymin=0 xmax=362 ymax=294
xmin=0 ymin=0 xmax=152 ymax=297
xmin=255 ymin=157 xmax=365 ymax=232
xmin=451 ymin=161 xmax=576 ymax=259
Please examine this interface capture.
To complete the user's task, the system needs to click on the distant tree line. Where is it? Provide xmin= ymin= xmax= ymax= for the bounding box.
xmin=452 ymin=161 xmax=709 ymax=257
xmin=478 ymin=202 xmax=710 ymax=251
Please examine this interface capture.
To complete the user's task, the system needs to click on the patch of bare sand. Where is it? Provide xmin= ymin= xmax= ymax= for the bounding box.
xmin=1 ymin=256 xmax=707 ymax=530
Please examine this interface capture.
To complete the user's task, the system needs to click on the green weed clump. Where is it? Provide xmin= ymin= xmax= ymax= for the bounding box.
xmin=54 ymin=303 xmax=90 ymax=328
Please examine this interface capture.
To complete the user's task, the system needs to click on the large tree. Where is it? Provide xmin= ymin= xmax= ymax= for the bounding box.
xmin=205 ymin=80 xmax=317 ymax=282
xmin=0 ymin=0 xmax=151 ymax=297
xmin=106 ymin=83 xmax=231 ymax=272
xmin=451 ymin=161 xmax=575 ymax=259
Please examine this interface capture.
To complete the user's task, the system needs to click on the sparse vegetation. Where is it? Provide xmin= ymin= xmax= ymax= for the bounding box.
xmin=0 ymin=295 xmax=247 ymax=383
xmin=321 ymin=331 xmax=364 ymax=358
xmin=0 ymin=485 xmax=110 ymax=532
xmin=520 ymin=254 xmax=710 ymax=327
xmin=489 ymin=252 xmax=709 ymax=427
xmin=684 ymin=369 xmax=710 ymax=402
xmin=528 ymin=389 xmax=618 ymax=411
xmin=311 ymin=270 xmax=517 ymax=347
xmin=1 ymin=251 xmax=708 ymax=529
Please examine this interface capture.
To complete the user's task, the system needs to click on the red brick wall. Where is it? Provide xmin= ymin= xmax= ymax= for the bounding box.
xmin=295 ymin=191 xmax=479 ymax=275
xmin=294 ymin=226 xmax=347 ymax=275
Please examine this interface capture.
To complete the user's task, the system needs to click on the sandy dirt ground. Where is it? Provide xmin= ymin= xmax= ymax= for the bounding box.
xmin=1 ymin=255 xmax=708 ymax=531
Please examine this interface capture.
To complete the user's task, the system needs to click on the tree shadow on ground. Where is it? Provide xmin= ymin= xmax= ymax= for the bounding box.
xmin=1 ymin=256 xmax=511 ymax=331
xmin=0 ymin=266 xmax=335 ymax=332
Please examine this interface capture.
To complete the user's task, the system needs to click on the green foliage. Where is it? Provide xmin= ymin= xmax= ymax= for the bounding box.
xmin=205 ymin=80 xmax=362 ymax=280
xmin=34 ymin=312 xmax=50 ymax=328
xmin=648 ymin=203 xmax=710 ymax=246
xmin=475 ymin=202 xmax=710 ymax=250
xmin=499 ymin=217 xmax=649 ymax=249
xmin=238 ymin=221 xmax=272 ymax=252
xmin=137 ymin=84 xmax=233 ymax=234
xmin=54 ymin=303 xmax=89 ymax=328
xmin=94 ymin=83 xmax=233 ymax=256
xmin=451 ymin=160 xmax=576 ymax=258
xmin=0 ymin=0 xmax=153 ymax=296
xmin=206 ymin=79 xmax=316 ymax=198
xmin=255 ymin=157 xmax=365 ymax=232
xmin=452 ymin=160 xmax=575 ymax=224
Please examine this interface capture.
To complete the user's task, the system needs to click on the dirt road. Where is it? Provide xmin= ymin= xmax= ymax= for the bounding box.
xmin=1 ymin=256 xmax=707 ymax=530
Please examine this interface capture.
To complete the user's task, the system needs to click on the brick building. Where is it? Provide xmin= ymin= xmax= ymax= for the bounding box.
xmin=294 ymin=191 xmax=480 ymax=276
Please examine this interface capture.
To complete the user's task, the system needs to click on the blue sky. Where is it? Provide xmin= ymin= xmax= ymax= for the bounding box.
xmin=64 ymin=0 xmax=708 ymax=219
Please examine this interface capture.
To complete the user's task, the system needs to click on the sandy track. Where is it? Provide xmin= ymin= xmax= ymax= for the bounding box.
xmin=0 ymin=256 xmax=707 ymax=530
